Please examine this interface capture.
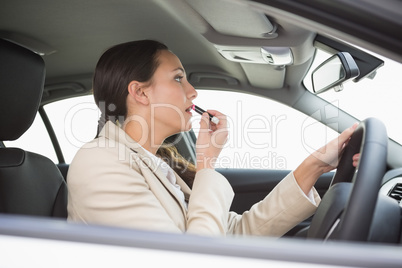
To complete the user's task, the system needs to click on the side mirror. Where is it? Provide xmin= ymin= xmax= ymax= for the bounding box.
xmin=312 ymin=52 xmax=360 ymax=94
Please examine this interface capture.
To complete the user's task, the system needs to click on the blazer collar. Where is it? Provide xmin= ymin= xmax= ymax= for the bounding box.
xmin=99 ymin=121 xmax=191 ymax=210
xmin=99 ymin=120 xmax=144 ymax=153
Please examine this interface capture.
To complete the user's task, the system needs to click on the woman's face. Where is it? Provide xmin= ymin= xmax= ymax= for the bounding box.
xmin=146 ymin=50 xmax=197 ymax=135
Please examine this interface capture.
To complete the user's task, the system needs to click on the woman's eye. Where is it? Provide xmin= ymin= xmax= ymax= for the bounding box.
xmin=175 ymin=76 xmax=184 ymax=83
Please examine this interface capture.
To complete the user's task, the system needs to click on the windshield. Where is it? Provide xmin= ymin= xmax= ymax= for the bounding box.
xmin=304 ymin=48 xmax=402 ymax=145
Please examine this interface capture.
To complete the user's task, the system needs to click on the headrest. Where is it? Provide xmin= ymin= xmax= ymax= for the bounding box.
xmin=0 ymin=39 xmax=45 ymax=141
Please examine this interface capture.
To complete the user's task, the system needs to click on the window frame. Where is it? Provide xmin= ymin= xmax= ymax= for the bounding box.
xmin=39 ymin=106 xmax=65 ymax=164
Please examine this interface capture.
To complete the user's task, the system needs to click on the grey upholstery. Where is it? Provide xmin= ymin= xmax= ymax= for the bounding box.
xmin=0 ymin=39 xmax=67 ymax=218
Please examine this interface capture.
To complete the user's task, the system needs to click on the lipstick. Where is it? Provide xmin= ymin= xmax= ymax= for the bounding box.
xmin=192 ymin=105 xmax=220 ymax=124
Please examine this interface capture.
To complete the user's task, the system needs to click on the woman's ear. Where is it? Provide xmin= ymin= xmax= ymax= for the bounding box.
xmin=128 ymin=81 xmax=149 ymax=105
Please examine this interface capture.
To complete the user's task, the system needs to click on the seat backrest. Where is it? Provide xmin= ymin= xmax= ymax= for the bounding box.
xmin=0 ymin=38 xmax=67 ymax=218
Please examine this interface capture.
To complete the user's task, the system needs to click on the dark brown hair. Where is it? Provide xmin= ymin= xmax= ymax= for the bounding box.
xmin=93 ymin=40 xmax=196 ymax=187
xmin=93 ymin=40 xmax=168 ymax=128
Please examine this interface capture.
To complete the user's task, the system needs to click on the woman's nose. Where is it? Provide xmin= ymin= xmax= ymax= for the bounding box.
xmin=186 ymin=81 xmax=197 ymax=100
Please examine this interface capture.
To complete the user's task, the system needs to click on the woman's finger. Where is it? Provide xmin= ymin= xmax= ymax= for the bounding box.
xmin=338 ymin=123 xmax=359 ymax=149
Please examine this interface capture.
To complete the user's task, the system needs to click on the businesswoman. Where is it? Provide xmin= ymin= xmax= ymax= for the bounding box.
xmin=67 ymin=40 xmax=358 ymax=236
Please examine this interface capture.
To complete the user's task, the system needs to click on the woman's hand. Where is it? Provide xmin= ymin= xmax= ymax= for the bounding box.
xmin=353 ymin=153 xmax=360 ymax=167
xmin=311 ymin=122 xmax=359 ymax=173
xmin=195 ymin=110 xmax=228 ymax=171
xmin=294 ymin=123 xmax=359 ymax=195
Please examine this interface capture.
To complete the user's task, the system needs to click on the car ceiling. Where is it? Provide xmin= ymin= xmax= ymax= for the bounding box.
xmin=0 ymin=0 xmax=318 ymax=102
xmin=2 ymin=0 xmax=401 ymax=104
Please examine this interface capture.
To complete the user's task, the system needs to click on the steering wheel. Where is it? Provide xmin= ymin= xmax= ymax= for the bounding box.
xmin=307 ymin=118 xmax=388 ymax=242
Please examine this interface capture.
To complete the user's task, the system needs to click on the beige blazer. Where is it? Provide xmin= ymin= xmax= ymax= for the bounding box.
xmin=67 ymin=121 xmax=320 ymax=237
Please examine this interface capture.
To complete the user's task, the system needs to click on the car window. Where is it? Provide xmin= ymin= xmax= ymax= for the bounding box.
xmin=193 ymin=90 xmax=339 ymax=170
xmin=3 ymin=113 xmax=58 ymax=163
xmin=44 ymin=95 xmax=98 ymax=163
xmin=3 ymin=95 xmax=98 ymax=164
xmin=5 ymin=92 xmax=338 ymax=169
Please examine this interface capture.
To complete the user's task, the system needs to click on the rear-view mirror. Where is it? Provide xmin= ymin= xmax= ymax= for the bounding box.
xmin=312 ymin=52 xmax=359 ymax=94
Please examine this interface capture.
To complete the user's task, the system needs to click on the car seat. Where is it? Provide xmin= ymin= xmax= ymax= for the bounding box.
xmin=0 ymin=38 xmax=67 ymax=218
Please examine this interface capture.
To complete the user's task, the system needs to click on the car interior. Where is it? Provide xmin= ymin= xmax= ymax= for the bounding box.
xmin=1 ymin=0 xmax=402 ymax=265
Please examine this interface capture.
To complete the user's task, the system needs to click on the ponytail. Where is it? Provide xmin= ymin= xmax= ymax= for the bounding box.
xmin=96 ymin=112 xmax=107 ymax=137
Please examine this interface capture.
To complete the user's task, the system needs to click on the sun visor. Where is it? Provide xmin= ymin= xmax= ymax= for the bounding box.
xmin=186 ymin=0 xmax=277 ymax=39
xmin=0 ymin=31 xmax=56 ymax=56
xmin=215 ymin=45 xmax=293 ymax=66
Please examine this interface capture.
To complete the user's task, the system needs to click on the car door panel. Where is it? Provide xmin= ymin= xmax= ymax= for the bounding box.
xmin=217 ymin=168 xmax=333 ymax=236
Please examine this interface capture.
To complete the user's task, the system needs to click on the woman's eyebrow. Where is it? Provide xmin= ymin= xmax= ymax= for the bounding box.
xmin=172 ymin=67 xmax=185 ymax=73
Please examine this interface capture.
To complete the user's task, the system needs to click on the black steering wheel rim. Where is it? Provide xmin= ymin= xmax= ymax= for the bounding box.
xmin=307 ymin=118 xmax=388 ymax=242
